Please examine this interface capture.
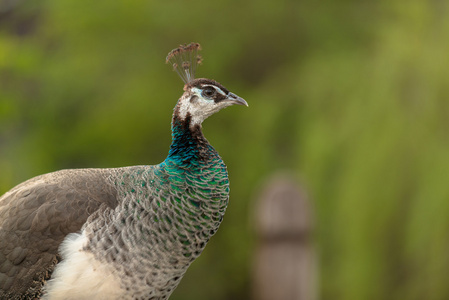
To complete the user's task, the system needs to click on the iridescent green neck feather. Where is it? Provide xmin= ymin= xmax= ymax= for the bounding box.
xmin=166 ymin=106 xmax=218 ymax=166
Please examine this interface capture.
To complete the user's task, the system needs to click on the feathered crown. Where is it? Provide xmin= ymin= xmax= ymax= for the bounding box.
xmin=166 ymin=42 xmax=203 ymax=84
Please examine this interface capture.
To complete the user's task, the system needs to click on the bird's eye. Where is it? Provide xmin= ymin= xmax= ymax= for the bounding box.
xmin=201 ymin=87 xmax=216 ymax=99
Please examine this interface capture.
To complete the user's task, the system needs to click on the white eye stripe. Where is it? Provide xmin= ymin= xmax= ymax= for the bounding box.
xmin=201 ymin=85 xmax=227 ymax=96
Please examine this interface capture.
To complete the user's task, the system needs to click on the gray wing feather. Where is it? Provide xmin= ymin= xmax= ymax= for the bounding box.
xmin=0 ymin=168 xmax=119 ymax=298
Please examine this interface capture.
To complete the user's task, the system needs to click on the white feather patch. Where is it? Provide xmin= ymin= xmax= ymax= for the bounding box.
xmin=43 ymin=231 xmax=125 ymax=300
xmin=177 ymin=88 xmax=231 ymax=127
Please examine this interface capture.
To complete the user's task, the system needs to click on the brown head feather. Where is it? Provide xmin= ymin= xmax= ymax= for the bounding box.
xmin=166 ymin=43 xmax=202 ymax=84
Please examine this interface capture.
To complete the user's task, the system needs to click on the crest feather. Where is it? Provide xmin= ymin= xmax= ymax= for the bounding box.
xmin=166 ymin=43 xmax=202 ymax=84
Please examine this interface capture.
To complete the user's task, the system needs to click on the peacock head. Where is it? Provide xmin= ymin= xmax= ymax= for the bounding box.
xmin=166 ymin=43 xmax=247 ymax=127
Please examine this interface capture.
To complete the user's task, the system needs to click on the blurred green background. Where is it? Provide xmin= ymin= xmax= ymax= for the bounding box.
xmin=1 ymin=0 xmax=449 ymax=299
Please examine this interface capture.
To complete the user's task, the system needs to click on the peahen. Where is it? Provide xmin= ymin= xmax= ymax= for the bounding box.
xmin=0 ymin=43 xmax=247 ymax=300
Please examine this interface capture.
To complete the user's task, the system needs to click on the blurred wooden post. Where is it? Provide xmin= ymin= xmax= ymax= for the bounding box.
xmin=252 ymin=174 xmax=316 ymax=300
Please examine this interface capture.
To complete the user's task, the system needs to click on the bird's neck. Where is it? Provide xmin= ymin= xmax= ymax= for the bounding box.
xmin=166 ymin=107 xmax=217 ymax=166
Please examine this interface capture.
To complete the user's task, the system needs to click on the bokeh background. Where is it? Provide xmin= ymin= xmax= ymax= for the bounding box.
xmin=1 ymin=1 xmax=449 ymax=299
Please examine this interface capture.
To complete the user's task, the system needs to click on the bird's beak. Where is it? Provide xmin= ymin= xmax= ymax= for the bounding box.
xmin=227 ymin=92 xmax=248 ymax=107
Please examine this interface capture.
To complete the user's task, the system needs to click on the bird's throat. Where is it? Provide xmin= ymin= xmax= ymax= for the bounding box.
xmin=167 ymin=111 xmax=216 ymax=164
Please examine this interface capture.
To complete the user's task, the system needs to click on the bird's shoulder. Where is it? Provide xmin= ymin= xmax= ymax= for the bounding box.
xmin=0 ymin=167 xmax=121 ymax=297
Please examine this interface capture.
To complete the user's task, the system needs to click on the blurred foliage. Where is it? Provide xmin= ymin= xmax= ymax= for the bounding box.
xmin=1 ymin=0 xmax=449 ymax=299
